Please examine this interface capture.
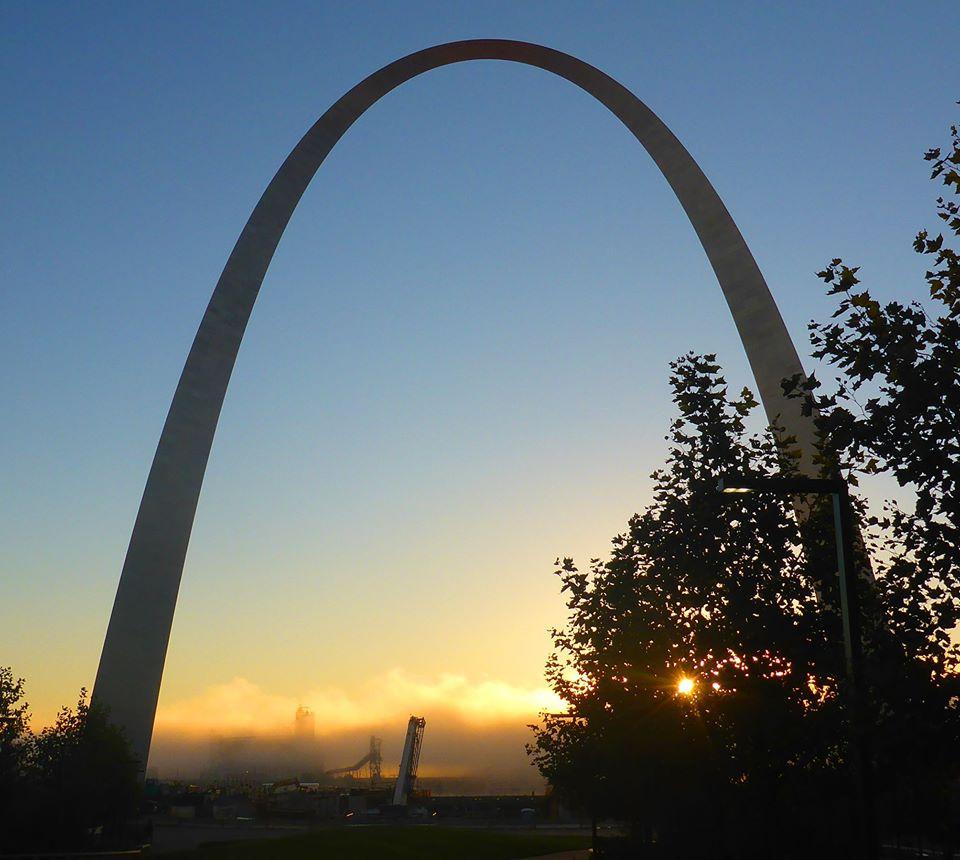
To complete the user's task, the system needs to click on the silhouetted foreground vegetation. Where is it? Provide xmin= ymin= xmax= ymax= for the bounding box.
xmin=166 ymin=826 xmax=590 ymax=859
xmin=530 ymin=114 xmax=960 ymax=857
xmin=0 ymin=669 xmax=141 ymax=853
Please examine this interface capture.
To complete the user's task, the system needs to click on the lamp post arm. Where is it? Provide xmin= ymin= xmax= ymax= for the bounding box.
xmin=833 ymin=487 xmax=863 ymax=682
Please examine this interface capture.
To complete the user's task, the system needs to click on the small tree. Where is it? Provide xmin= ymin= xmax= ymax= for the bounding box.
xmin=0 ymin=672 xmax=141 ymax=852
xmin=0 ymin=667 xmax=32 ymax=851
xmin=27 ymin=690 xmax=141 ymax=850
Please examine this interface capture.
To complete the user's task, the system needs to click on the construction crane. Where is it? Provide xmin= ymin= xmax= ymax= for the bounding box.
xmin=392 ymin=716 xmax=426 ymax=806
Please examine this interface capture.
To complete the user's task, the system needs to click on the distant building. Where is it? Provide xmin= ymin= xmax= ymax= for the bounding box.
xmin=295 ymin=706 xmax=315 ymax=740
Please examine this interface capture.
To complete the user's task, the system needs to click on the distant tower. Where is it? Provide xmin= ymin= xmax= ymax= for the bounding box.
xmin=294 ymin=706 xmax=315 ymax=739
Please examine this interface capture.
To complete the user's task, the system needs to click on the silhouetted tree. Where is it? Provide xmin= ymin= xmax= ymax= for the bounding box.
xmin=0 ymin=672 xmax=141 ymax=852
xmin=530 ymin=355 xmax=850 ymax=858
xmin=26 ymin=690 xmax=141 ymax=850
xmin=0 ymin=667 xmax=32 ymax=851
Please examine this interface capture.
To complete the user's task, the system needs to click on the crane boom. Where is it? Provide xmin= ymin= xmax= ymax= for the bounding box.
xmin=392 ymin=716 xmax=425 ymax=806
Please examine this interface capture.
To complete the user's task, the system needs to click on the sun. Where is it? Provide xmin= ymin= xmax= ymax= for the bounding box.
xmin=677 ymin=677 xmax=696 ymax=696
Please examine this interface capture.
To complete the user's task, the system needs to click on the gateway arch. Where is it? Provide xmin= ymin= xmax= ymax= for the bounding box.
xmin=93 ymin=39 xmax=817 ymax=770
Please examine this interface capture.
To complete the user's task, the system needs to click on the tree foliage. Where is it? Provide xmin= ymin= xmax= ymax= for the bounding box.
xmin=0 ymin=673 xmax=141 ymax=852
xmin=530 ymin=355 xmax=850 ymax=857
xmin=786 ymin=114 xmax=960 ymax=674
xmin=781 ymin=107 xmax=960 ymax=846
xmin=0 ymin=667 xmax=32 ymax=842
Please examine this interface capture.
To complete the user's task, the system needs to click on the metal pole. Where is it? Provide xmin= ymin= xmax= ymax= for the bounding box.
xmin=832 ymin=486 xmax=877 ymax=859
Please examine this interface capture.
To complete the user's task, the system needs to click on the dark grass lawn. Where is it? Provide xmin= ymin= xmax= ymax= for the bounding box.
xmin=168 ymin=825 xmax=590 ymax=859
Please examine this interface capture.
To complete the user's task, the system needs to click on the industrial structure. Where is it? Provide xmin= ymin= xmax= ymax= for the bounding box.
xmin=92 ymin=39 xmax=820 ymax=772
xmin=392 ymin=717 xmax=426 ymax=806
xmin=243 ymin=716 xmax=427 ymax=819
xmin=323 ymin=717 xmax=423 ymax=806
xmin=324 ymin=735 xmax=383 ymax=784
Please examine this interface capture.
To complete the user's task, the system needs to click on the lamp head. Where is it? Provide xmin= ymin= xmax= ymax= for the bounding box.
xmin=717 ymin=477 xmax=755 ymax=494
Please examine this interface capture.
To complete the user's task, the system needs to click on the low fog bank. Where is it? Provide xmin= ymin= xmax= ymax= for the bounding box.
xmin=147 ymin=672 xmax=559 ymax=793
xmin=149 ymin=719 xmax=544 ymax=793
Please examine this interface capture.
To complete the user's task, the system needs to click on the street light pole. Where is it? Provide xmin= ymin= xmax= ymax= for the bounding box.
xmin=717 ymin=474 xmax=877 ymax=859
xmin=831 ymin=484 xmax=863 ymax=685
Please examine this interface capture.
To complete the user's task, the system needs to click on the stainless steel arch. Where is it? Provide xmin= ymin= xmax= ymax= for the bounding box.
xmin=93 ymin=39 xmax=816 ymax=770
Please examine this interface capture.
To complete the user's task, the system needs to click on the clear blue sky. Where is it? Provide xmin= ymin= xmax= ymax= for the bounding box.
xmin=1 ymin=1 xmax=955 ymax=750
